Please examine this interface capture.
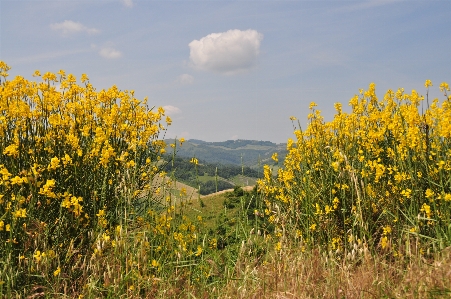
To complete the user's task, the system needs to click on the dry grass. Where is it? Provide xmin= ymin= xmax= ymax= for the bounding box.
xmin=217 ymin=247 xmax=451 ymax=299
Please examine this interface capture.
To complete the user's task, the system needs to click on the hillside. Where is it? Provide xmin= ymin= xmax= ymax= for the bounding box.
xmin=166 ymin=139 xmax=287 ymax=168
xmin=163 ymin=155 xmax=261 ymax=195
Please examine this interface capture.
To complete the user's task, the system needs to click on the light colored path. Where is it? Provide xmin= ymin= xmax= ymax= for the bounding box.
xmin=201 ymin=185 xmax=254 ymax=198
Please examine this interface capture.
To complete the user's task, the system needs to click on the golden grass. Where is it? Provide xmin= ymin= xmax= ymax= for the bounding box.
xmin=218 ymin=246 xmax=451 ymax=299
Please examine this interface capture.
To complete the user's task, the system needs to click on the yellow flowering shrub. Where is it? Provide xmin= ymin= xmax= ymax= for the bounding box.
xmin=0 ymin=61 xmax=170 ymax=271
xmin=259 ymin=81 xmax=451 ymax=255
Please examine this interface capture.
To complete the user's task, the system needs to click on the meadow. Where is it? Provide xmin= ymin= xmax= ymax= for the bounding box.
xmin=1 ymin=60 xmax=450 ymax=298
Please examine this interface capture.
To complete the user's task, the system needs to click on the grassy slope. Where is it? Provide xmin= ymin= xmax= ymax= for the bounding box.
xmin=177 ymin=189 xmax=451 ymax=299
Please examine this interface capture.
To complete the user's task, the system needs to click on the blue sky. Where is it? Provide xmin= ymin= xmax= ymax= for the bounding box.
xmin=1 ymin=0 xmax=450 ymax=143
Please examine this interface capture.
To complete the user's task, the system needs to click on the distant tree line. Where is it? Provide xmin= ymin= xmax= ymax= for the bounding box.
xmin=206 ymin=139 xmax=276 ymax=149
xmin=163 ymin=156 xmax=261 ymax=182
xmin=166 ymin=139 xmax=287 ymax=166
xmin=198 ymin=180 xmax=233 ymax=195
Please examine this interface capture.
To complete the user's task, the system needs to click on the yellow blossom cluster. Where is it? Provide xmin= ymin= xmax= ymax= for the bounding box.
xmin=259 ymin=81 xmax=451 ymax=255
xmin=0 ymin=61 xmax=171 ymax=264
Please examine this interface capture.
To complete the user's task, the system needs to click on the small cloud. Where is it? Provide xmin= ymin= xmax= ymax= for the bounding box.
xmin=177 ymin=74 xmax=194 ymax=85
xmin=189 ymin=29 xmax=263 ymax=75
xmin=99 ymin=47 xmax=122 ymax=59
xmin=163 ymin=105 xmax=182 ymax=115
xmin=121 ymin=0 xmax=134 ymax=7
xmin=50 ymin=20 xmax=100 ymax=36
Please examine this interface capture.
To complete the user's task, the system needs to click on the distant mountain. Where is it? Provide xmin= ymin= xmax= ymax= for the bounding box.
xmin=165 ymin=139 xmax=287 ymax=168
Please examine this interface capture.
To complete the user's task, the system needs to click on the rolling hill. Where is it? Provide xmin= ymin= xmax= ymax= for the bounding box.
xmin=165 ymin=139 xmax=287 ymax=168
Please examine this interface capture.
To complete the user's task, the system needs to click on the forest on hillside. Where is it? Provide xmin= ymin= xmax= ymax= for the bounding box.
xmin=166 ymin=139 xmax=287 ymax=166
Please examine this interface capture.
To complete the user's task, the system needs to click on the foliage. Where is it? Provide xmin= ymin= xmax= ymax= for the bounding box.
xmin=2 ymin=60 xmax=450 ymax=297
xmin=198 ymin=180 xmax=234 ymax=195
xmin=258 ymin=81 xmax=451 ymax=257
xmin=0 ymin=61 xmax=200 ymax=296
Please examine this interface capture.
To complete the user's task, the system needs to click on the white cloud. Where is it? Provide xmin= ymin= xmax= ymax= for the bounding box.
xmin=99 ymin=47 xmax=122 ymax=59
xmin=50 ymin=20 xmax=100 ymax=36
xmin=121 ymin=0 xmax=134 ymax=8
xmin=163 ymin=105 xmax=182 ymax=115
xmin=177 ymin=74 xmax=194 ymax=85
xmin=189 ymin=29 xmax=263 ymax=75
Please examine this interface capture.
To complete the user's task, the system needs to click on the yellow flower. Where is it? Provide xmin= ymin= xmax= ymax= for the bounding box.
xmin=151 ymin=259 xmax=159 ymax=267
xmin=334 ymin=102 xmax=342 ymax=113
xmin=33 ymin=251 xmax=42 ymax=262
xmin=102 ymin=233 xmax=110 ymax=242
xmin=115 ymin=225 xmax=122 ymax=235
xmin=380 ymin=236 xmax=389 ymax=249
xmin=439 ymin=82 xmax=450 ymax=92
xmin=96 ymin=209 xmax=105 ymax=217
xmin=53 ymin=267 xmax=61 ymax=277
xmin=190 ymin=157 xmax=198 ymax=165
xmin=209 ymin=238 xmax=217 ymax=249
xmin=10 ymin=176 xmax=24 ymax=185
xmin=424 ymin=79 xmax=433 ymax=88
xmin=400 ymin=189 xmax=412 ymax=198
xmin=195 ymin=245 xmax=203 ymax=256
xmin=309 ymin=102 xmax=317 ymax=110
xmin=382 ymin=225 xmax=392 ymax=235
xmin=420 ymin=203 xmax=432 ymax=218
xmin=81 ymin=74 xmax=89 ymax=83
xmin=3 ymin=144 xmax=19 ymax=157
xmin=13 ymin=208 xmax=27 ymax=218
xmin=331 ymin=161 xmax=339 ymax=172
xmin=48 ymin=157 xmax=60 ymax=170
xmin=425 ymin=189 xmax=435 ymax=198
xmin=62 ymin=154 xmax=72 ymax=166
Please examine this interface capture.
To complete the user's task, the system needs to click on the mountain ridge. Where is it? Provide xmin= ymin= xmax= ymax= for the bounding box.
xmin=166 ymin=138 xmax=287 ymax=168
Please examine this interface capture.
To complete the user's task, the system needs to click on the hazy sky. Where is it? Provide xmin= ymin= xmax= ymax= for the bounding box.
xmin=1 ymin=0 xmax=450 ymax=143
